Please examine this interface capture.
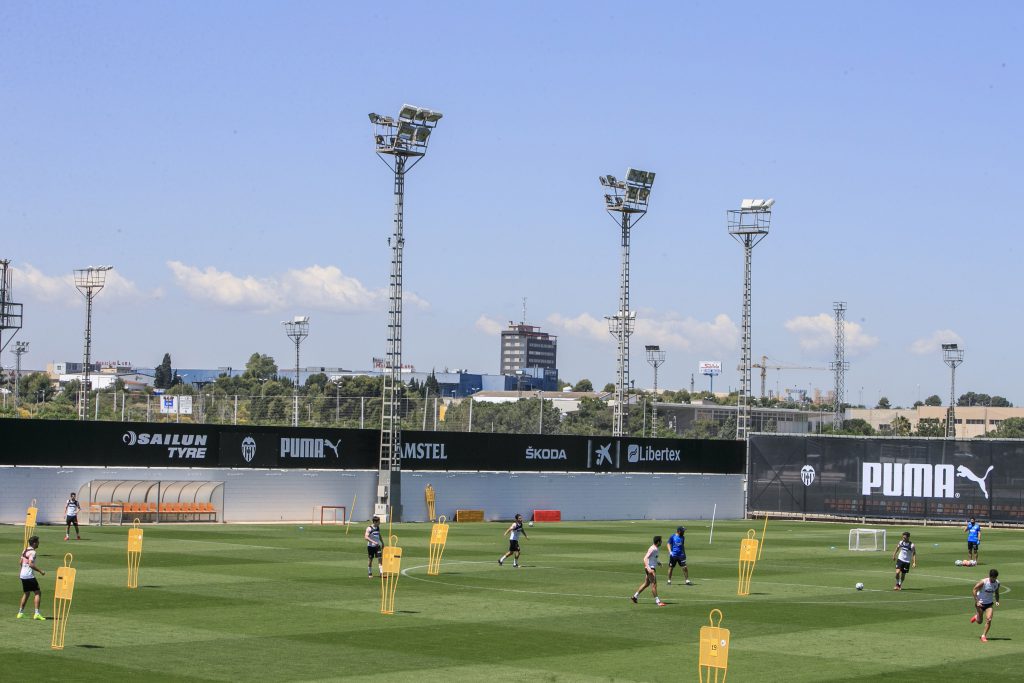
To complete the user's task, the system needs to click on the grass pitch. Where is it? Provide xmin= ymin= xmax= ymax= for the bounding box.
xmin=2 ymin=519 xmax=1021 ymax=681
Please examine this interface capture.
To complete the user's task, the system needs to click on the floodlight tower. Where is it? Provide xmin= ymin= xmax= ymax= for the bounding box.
xmin=942 ymin=343 xmax=964 ymax=438
xmin=0 ymin=259 xmax=24 ymax=361
xmin=13 ymin=340 xmax=28 ymax=413
xmin=645 ymin=345 xmax=666 ymax=436
xmin=600 ymin=168 xmax=655 ymax=436
xmin=830 ymin=302 xmax=849 ymax=431
xmin=282 ymin=315 xmax=310 ymax=427
xmin=369 ymin=104 xmax=442 ymax=520
xmin=728 ymin=199 xmax=774 ymax=441
xmin=74 ymin=265 xmax=112 ymax=421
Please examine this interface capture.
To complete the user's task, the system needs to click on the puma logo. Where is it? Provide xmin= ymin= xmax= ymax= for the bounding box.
xmin=956 ymin=465 xmax=994 ymax=499
xmin=323 ymin=439 xmax=342 ymax=458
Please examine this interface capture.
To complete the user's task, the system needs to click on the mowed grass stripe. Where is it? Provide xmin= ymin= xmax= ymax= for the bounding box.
xmin=2 ymin=520 xmax=1021 ymax=681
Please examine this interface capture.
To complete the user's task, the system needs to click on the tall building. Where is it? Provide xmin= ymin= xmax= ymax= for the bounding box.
xmin=500 ymin=322 xmax=557 ymax=376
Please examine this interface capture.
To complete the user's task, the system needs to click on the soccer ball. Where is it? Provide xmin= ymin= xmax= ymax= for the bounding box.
xmin=528 ymin=521 xmax=534 ymax=527
xmin=855 ymin=582 xmax=864 ymax=591
xmin=955 ymin=560 xmax=963 ymax=566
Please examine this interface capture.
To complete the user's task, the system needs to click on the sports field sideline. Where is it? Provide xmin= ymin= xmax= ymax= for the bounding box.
xmin=4 ymin=520 xmax=1022 ymax=681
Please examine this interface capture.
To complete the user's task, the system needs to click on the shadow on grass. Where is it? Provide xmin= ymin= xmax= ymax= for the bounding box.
xmin=77 ymin=644 xmax=104 ymax=649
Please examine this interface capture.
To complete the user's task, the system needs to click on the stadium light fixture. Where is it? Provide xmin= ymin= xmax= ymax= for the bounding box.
xmin=283 ymin=315 xmax=310 ymax=428
xmin=728 ymin=198 xmax=775 ymax=440
xmin=369 ymin=102 xmax=443 ymax=521
xmin=942 ymin=343 xmax=964 ymax=438
xmin=73 ymin=265 xmax=113 ymax=421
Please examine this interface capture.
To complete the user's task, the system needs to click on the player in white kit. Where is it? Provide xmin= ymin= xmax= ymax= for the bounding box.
xmin=970 ymin=568 xmax=1000 ymax=642
xmin=630 ymin=536 xmax=666 ymax=607
xmin=891 ymin=531 xmax=917 ymax=591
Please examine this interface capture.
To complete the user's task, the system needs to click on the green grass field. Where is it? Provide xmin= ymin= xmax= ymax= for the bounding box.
xmin=2 ymin=519 xmax=1021 ymax=681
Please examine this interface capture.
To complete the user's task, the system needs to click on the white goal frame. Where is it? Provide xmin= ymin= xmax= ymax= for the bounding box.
xmin=849 ymin=528 xmax=886 ymax=551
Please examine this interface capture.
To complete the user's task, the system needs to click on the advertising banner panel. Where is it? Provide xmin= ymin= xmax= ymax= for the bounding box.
xmin=749 ymin=434 xmax=1024 ymax=522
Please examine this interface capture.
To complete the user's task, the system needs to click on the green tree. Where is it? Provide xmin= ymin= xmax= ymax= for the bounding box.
xmin=573 ymin=379 xmax=594 ymax=392
xmin=602 ymin=383 xmax=615 ymax=394
xmin=19 ymin=372 xmax=55 ymax=403
xmin=424 ymin=371 xmax=440 ymax=397
xmin=915 ymin=418 xmax=945 ymax=437
xmin=154 ymin=353 xmax=173 ymax=389
xmin=990 ymin=396 xmax=1012 ymax=407
xmin=876 ymin=397 xmax=891 ymax=409
xmin=891 ymin=415 xmax=913 ymax=436
xmin=841 ymin=418 xmax=875 ymax=435
xmin=561 ymin=397 xmax=613 ymax=435
xmin=984 ymin=417 xmax=1024 ymax=438
xmin=243 ymin=353 xmax=278 ymax=381
xmin=924 ymin=394 xmax=943 ymax=407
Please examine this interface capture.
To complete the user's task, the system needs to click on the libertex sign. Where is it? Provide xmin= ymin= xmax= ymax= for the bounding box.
xmin=862 ymin=462 xmax=995 ymax=500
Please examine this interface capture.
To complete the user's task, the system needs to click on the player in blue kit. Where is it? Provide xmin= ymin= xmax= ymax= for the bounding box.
xmin=666 ymin=526 xmax=692 ymax=585
xmin=965 ymin=517 xmax=982 ymax=563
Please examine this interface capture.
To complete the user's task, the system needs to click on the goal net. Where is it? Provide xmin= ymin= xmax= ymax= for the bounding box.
xmin=315 ymin=506 xmax=347 ymax=526
xmin=848 ymin=528 xmax=886 ymax=551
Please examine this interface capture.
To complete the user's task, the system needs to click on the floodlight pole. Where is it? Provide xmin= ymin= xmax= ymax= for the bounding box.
xmin=646 ymin=345 xmax=666 ymax=437
xmin=370 ymin=104 xmax=442 ymax=521
xmin=13 ymin=340 xmax=28 ymax=413
xmin=728 ymin=201 xmax=773 ymax=441
xmin=283 ymin=316 xmax=310 ymax=428
xmin=0 ymin=259 xmax=24 ymax=362
xmin=74 ymin=266 xmax=112 ymax=421
xmin=942 ymin=344 xmax=964 ymax=438
xmin=830 ymin=302 xmax=849 ymax=431
xmin=600 ymin=169 xmax=654 ymax=437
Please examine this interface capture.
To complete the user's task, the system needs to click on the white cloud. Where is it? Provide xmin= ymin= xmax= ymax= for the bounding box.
xmin=910 ymin=329 xmax=963 ymax=356
xmin=167 ymin=261 xmax=427 ymax=313
xmin=12 ymin=263 xmax=157 ymax=306
xmin=474 ymin=315 xmax=503 ymax=336
xmin=547 ymin=311 xmax=739 ymax=353
xmin=784 ymin=313 xmax=879 ymax=355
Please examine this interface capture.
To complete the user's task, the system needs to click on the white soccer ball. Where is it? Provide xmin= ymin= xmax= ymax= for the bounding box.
xmin=855 ymin=582 xmax=864 ymax=591
xmin=955 ymin=560 xmax=963 ymax=566
xmin=528 ymin=521 xmax=534 ymax=527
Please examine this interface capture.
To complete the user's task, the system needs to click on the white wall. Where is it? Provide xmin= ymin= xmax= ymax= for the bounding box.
xmin=0 ymin=467 xmax=744 ymax=524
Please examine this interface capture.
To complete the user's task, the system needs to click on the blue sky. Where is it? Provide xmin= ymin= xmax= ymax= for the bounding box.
xmin=1 ymin=2 xmax=1020 ymax=407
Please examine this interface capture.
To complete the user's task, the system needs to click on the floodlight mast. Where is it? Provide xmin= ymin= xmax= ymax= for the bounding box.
xmin=600 ymin=168 xmax=655 ymax=436
xmin=73 ymin=266 xmax=112 ymax=421
xmin=645 ymin=345 xmax=666 ymax=436
xmin=0 ymin=259 xmax=24 ymax=359
xmin=830 ymin=302 xmax=849 ymax=431
xmin=942 ymin=343 xmax=964 ymax=438
xmin=370 ymin=104 xmax=442 ymax=520
xmin=13 ymin=340 xmax=28 ymax=413
xmin=728 ymin=199 xmax=774 ymax=441
xmin=282 ymin=316 xmax=310 ymax=428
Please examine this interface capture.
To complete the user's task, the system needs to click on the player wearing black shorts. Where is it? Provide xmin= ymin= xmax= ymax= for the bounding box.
xmin=64 ymin=492 xmax=81 ymax=541
xmin=364 ymin=516 xmax=383 ymax=578
xmin=17 ymin=536 xmax=46 ymax=620
xmin=892 ymin=531 xmax=917 ymax=591
xmin=499 ymin=514 xmax=528 ymax=568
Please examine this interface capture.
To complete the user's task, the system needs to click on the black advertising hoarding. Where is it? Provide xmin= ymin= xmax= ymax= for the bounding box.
xmin=0 ymin=419 xmax=220 ymax=467
xmin=218 ymin=426 xmax=378 ymax=469
xmin=749 ymin=434 xmax=1024 ymax=522
xmin=397 ymin=431 xmax=744 ymax=474
xmin=0 ymin=418 xmax=743 ymax=474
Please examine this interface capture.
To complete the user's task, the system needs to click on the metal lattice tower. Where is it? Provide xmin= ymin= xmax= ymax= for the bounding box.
xmin=282 ymin=316 xmax=310 ymax=428
xmin=942 ymin=343 xmax=964 ymax=438
xmin=728 ymin=199 xmax=774 ymax=441
xmin=73 ymin=266 xmax=112 ymax=421
xmin=369 ymin=104 xmax=442 ymax=520
xmin=645 ymin=345 xmax=666 ymax=436
xmin=0 ymin=259 xmax=24 ymax=362
xmin=830 ymin=302 xmax=849 ymax=431
xmin=13 ymin=340 xmax=28 ymax=413
xmin=599 ymin=169 xmax=655 ymax=437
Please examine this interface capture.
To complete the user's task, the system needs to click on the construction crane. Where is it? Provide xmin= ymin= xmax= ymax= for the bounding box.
xmin=750 ymin=355 xmax=828 ymax=399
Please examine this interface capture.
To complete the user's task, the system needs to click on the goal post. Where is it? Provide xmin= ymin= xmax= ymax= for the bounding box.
xmin=315 ymin=506 xmax=347 ymax=526
xmin=849 ymin=528 xmax=886 ymax=551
